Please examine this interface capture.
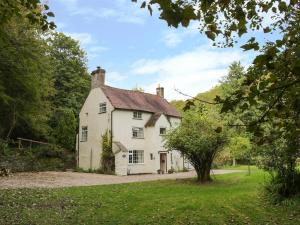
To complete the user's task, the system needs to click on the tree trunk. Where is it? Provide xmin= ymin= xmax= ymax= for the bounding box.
xmin=195 ymin=165 xmax=212 ymax=183
xmin=232 ymin=157 xmax=236 ymax=167
xmin=6 ymin=105 xmax=16 ymax=140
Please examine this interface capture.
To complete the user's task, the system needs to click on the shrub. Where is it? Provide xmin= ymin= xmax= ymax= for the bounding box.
xmin=100 ymin=131 xmax=115 ymax=174
xmin=0 ymin=140 xmax=75 ymax=172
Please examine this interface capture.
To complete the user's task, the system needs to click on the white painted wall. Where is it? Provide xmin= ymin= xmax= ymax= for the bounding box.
xmin=78 ymin=87 xmax=113 ymax=170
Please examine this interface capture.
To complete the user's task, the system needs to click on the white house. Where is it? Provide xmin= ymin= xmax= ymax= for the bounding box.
xmin=77 ymin=67 xmax=185 ymax=175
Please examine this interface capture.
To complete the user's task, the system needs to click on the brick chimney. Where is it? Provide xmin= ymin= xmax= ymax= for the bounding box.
xmin=156 ymin=84 xmax=164 ymax=98
xmin=91 ymin=66 xmax=105 ymax=89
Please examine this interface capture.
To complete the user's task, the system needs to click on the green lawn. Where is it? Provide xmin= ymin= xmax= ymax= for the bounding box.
xmin=1 ymin=169 xmax=299 ymax=225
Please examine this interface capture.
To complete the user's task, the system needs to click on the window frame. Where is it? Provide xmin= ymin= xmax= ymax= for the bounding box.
xmin=132 ymin=127 xmax=144 ymax=139
xmin=81 ymin=126 xmax=88 ymax=142
xmin=133 ymin=111 xmax=142 ymax=120
xmin=128 ymin=150 xmax=144 ymax=164
xmin=159 ymin=127 xmax=167 ymax=136
xmin=99 ymin=102 xmax=107 ymax=114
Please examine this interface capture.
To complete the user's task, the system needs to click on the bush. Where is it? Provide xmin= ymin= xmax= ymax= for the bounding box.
xmin=264 ymin=171 xmax=300 ymax=203
xmin=101 ymin=131 xmax=115 ymax=174
xmin=0 ymin=141 xmax=75 ymax=172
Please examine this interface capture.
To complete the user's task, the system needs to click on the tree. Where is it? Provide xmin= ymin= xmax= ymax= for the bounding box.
xmin=170 ymin=100 xmax=185 ymax=112
xmin=164 ymin=109 xmax=228 ymax=182
xmin=47 ymin=32 xmax=90 ymax=115
xmin=49 ymin=108 xmax=77 ymax=150
xmin=46 ymin=32 xmax=90 ymax=150
xmin=0 ymin=16 xmax=54 ymax=140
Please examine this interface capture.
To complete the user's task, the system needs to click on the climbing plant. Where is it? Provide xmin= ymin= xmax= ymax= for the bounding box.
xmin=101 ymin=131 xmax=115 ymax=174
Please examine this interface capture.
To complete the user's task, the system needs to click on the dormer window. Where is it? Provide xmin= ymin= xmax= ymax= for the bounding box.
xmin=99 ymin=102 xmax=107 ymax=113
xmin=133 ymin=111 xmax=142 ymax=119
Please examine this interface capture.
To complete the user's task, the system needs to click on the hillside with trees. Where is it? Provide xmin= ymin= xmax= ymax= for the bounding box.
xmin=0 ymin=1 xmax=90 ymax=171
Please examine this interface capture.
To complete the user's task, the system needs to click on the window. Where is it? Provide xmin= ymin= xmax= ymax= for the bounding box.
xmin=99 ymin=102 xmax=107 ymax=113
xmin=160 ymin=127 xmax=167 ymax=135
xmin=133 ymin=111 xmax=142 ymax=119
xmin=132 ymin=127 xmax=144 ymax=138
xmin=129 ymin=150 xmax=144 ymax=164
xmin=150 ymin=153 xmax=154 ymax=160
xmin=81 ymin=126 xmax=88 ymax=142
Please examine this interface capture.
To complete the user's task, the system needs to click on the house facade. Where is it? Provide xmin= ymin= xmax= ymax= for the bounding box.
xmin=77 ymin=67 xmax=185 ymax=175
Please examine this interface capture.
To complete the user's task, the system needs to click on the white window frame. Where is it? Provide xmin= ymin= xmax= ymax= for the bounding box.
xmin=99 ymin=102 xmax=107 ymax=114
xmin=81 ymin=126 xmax=88 ymax=142
xmin=133 ymin=111 xmax=142 ymax=120
xmin=159 ymin=127 xmax=167 ymax=136
xmin=132 ymin=127 xmax=144 ymax=139
xmin=128 ymin=150 xmax=144 ymax=164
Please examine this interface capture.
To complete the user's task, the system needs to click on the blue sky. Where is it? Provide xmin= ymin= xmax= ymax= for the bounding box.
xmin=48 ymin=0 xmax=274 ymax=100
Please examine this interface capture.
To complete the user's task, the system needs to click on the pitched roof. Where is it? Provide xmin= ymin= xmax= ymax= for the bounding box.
xmin=101 ymin=85 xmax=180 ymax=118
xmin=145 ymin=112 xmax=162 ymax=127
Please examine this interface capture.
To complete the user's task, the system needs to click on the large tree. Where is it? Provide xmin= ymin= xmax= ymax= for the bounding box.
xmin=46 ymin=32 xmax=90 ymax=149
xmin=0 ymin=16 xmax=54 ymax=140
xmin=164 ymin=108 xmax=228 ymax=183
xmin=47 ymin=32 xmax=90 ymax=115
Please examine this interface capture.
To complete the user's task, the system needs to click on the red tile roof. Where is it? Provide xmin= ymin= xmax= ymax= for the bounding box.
xmin=101 ymin=86 xmax=181 ymax=118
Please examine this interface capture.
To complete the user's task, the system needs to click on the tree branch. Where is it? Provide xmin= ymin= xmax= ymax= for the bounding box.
xmin=174 ymin=88 xmax=221 ymax=105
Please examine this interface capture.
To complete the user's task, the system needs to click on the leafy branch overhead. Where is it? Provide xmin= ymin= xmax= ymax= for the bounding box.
xmin=133 ymin=0 xmax=295 ymax=48
xmin=0 ymin=0 xmax=56 ymax=30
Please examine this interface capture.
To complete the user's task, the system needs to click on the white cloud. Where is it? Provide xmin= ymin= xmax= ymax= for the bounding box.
xmin=87 ymin=46 xmax=109 ymax=59
xmin=64 ymin=32 xmax=109 ymax=60
xmin=59 ymin=0 xmax=146 ymax=25
xmin=131 ymin=46 xmax=248 ymax=100
xmin=65 ymin=32 xmax=93 ymax=45
xmin=162 ymin=22 xmax=200 ymax=47
xmin=106 ymin=71 xmax=128 ymax=84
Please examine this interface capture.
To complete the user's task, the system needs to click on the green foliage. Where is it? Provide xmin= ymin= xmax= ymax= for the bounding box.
xmin=0 ymin=142 xmax=74 ymax=172
xmin=225 ymin=135 xmax=252 ymax=162
xmin=49 ymin=108 xmax=77 ymax=150
xmin=164 ymin=108 xmax=228 ymax=182
xmin=0 ymin=16 xmax=54 ymax=140
xmin=101 ymin=131 xmax=115 ymax=174
xmin=47 ymin=32 xmax=90 ymax=116
xmin=170 ymin=99 xmax=185 ymax=112
xmin=0 ymin=0 xmax=56 ymax=30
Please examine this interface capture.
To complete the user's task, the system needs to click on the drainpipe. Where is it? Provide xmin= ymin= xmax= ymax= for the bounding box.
xmin=77 ymin=116 xmax=80 ymax=168
xmin=110 ymin=109 xmax=115 ymax=149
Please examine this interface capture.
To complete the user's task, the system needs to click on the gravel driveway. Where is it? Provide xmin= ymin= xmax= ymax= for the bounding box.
xmin=0 ymin=170 xmax=243 ymax=189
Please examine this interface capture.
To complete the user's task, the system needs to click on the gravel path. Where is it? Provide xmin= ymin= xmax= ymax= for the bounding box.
xmin=0 ymin=170 xmax=243 ymax=189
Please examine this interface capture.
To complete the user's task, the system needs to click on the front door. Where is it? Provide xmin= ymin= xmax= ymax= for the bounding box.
xmin=160 ymin=153 xmax=167 ymax=173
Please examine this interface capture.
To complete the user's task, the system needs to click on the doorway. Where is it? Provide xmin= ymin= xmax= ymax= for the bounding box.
xmin=160 ymin=153 xmax=167 ymax=173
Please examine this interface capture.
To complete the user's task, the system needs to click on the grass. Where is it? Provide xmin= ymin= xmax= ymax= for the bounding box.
xmin=0 ymin=169 xmax=299 ymax=225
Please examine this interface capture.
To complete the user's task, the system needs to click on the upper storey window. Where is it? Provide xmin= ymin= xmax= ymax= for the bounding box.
xmin=99 ymin=102 xmax=107 ymax=113
xmin=160 ymin=127 xmax=167 ymax=135
xmin=132 ymin=127 xmax=144 ymax=139
xmin=133 ymin=111 xmax=142 ymax=119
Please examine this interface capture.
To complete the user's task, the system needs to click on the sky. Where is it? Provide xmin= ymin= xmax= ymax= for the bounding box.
xmin=48 ymin=0 xmax=272 ymax=100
